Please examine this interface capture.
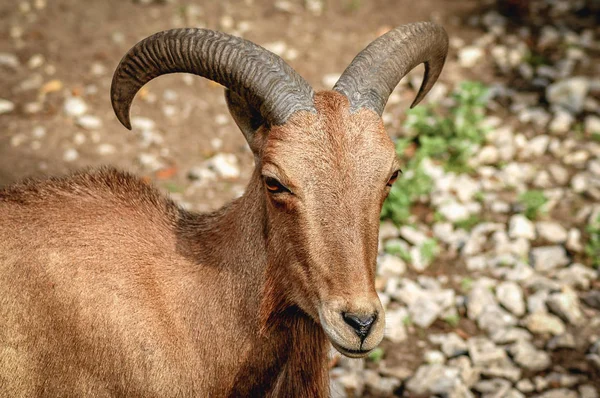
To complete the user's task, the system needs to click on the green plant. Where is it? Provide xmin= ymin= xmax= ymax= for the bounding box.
xmin=420 ymin=238 xmax=439 ymax=263
xmin=454 ymin=215 xmax=482 ymax=231
xmin=384 ymin=240 xmax=412 ymax=262
xmin=586 ymin=215 xmax=600 ymax=269
xmin=345 ymin=0 xmax=361 ymax=11
xmin=403 ymin=81 xmax=489 ymax=171
xmin=444 ymin=314 xmax=460 ymax=328
xmin=460 ymin=277 xmax=474 ymax=292
xmin=367 ymin=347 xmax=385 ymax=363
xmin=518 ymin=190 xmax=547 ymax=220
xmin=163 ymin=182 xmax=184 ymax=193
xmin=381 ymin=81 xmax=489 ymax=225
xmin=524 ymin=51 xmax=550 ymax=67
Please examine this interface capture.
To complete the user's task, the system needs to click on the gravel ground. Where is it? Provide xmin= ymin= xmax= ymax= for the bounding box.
xmin=1 ymin=0 xmax=599 ymax=397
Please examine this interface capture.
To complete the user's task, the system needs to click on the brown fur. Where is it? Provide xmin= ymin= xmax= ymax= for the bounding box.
xmin=0 ymin=91 xmax=397 ymax=397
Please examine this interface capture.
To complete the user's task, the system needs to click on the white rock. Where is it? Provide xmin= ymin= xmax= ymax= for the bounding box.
xmin=363 ymin=370 xmax=400 ymax=397
xmin=384 ymin=307 xmax=408 ymax=343
xmin=391 ymin=279 xmax=423 ymax=306
xmin=466 ymin=255 xmax=487 ymax=271
xmin=131 ymin=116 xmax=156 ymax=131
xmin=24 ymin=102 xmax=42 ymax=114
xmin=162 ymin=105 xmax=177 ymax=118
xmin=76 ymin=115 xmax=103 ymax=130
xmin=458 ymin=46 xmax=484 ymax=68
xmin=214 ymin=114 xmax=229 ymax=126
xmin=566 ymin=228 xmax=584 ymax=252
xmin=585 ymin=115 xmax=600 ymax=134
xmin=138 ymin=153 xmax=164 ymax=171
xmin=304 ymin=0 xmax=324 ymax=15
xmin=90 ymin=62 xmax=107 ymax=76
xmin=424 ymin=350 xmax=445 ymax=364
xmin=509 ymin=340 xmax=551 ymax=371
xmin=530 ymin=246 xmax=570 ymax=272
xmin=523 ymin=313 xmax=566 ymax=335
xmin=454 ymin=174 xmax=481 ymax=203
xmin=536 ymin=221 xmax=568 ymax=243
xmin=0 ymin=52 xmax=20 ymax=69
xmin=508 ymin=214 xmax=536 ymax=240
xmin=438 ymin=201 xmax=470 ymax=222
xmin=546 ymin=77 xmax=590 ymax=114
xmin=476 ymin=145 xmax=500 ymax=165
xmin=399 ymin=226 xmax=429 ymax=246
xmin=563 ymin=150 xmax=590 ymax=167
xmin=490 ymin=200 xmax=511 ymax=213
xmin=322 ymin=73 xmax=340 ymax=88
xmin=590 ymin=159 xmax=600 ymax=177
xmin=18 ymin=74 xmax=43 ymax=92
xmin=0 ymin=98 xmax=15 ymax=114
xmin=63 ymin=97 xmax=88 ymax=117
xmin=406 ymin=364 xmax=461 ymax=396
xmin=32 ymin=126 xmax=46 ymax=138
xmin=546 ymin=288 xmax=585 ymax=325
xmin=496 ymin=281 xmax=525 ymax=316
xmin=527 ymin=290 xmax=549 ymax=314
xmin=429 ymin=333 xmax=468 ymax=358
xmin=474 ymin=379 xmax=511 ymax=397
xmin=479 ymin=358 xmax=522 ymax=382
xmin=538 ymin=25 xmax=560 ymax=49
xmin=11 ymin=134 xmax=26 ymax=147
xmin=409 ymin=297 xmax=441 ymax=328
xmin=205 ymin=153 xmax=240 ymax=179
xmin=579 ymin=385 xmax=599 ymax=398
xmin=519 ymin=107 xmax=550 ymax=128
xmin=533 ymin=170 xmax=553 ymax=188
xmin=409 ymin=245 xmax=431 ymax=272
xmin=468 ymin=336 xmax=506 ymax=366
xmin=97 ymin=144 xmax=116 ymax=156
xmin=524 ymin=135 xmax=550 ymax=157
xmin=467 ymin=283 xmax=497 ymax=320
xmin=188 ymin=166 xmax=217 ymax=183
xmin=27 ymin=54 xmax=44 ymax=69
xmin=63 ymin=148 xmax=79 ymax=162
xmin=549 ymin=164 xmax=570 ymax=185
xmin=489 ymin=327 xmax=532 ymax=344
xmin=549 ymin=109 xmax=574 ymax=134
xmin=555 ymin=263 xmax=597 ymax=290
xmin=571 ymin=172 xmax=589 ymax=193
xmin=477 ymin=305 xmax=517 ymax=332
xmin=73 ymin=133 xmax=86 ymax=145
xmin=377 ymin=254 xmax=406 ymax=278
xmin=219 ymin=15 xmax=234 ymax=30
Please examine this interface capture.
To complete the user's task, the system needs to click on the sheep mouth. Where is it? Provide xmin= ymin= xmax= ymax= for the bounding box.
xmin=330 ymin=341 xmax=372 ymax=358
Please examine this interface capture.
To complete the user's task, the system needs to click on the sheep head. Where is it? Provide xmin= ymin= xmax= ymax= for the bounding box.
xmin=111 ymin=22 xmax=448 ymax=358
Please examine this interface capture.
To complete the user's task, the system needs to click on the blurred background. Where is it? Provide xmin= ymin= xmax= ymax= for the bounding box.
xmin=1 ymin=0 xmax=599 ymax=396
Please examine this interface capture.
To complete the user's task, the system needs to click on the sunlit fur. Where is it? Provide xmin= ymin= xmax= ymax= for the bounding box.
xmin=0 ymin=91 xmax=398 ymax=396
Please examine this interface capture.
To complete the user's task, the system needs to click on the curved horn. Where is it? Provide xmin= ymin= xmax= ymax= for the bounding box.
xmin=333 ymin=22 xmax=449 ymax=115
xmin=111 ymin=29 xmax=315 ymax=129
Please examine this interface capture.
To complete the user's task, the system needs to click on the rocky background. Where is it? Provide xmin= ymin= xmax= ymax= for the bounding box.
xmin=1 ymin=0 xmax=599 ymax=397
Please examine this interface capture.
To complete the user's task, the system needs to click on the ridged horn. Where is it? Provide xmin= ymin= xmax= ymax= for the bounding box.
xmin=111 ymin=28 xmax=315 ymax=130
xmin=333 ymin=22 xmax=449 ymax=115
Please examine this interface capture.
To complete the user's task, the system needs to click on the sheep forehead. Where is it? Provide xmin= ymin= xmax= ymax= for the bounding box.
xmin=263 ymin=91 xmax=395 ymax=181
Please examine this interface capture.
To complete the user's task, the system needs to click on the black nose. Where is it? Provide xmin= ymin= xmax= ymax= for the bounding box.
xmin=342 ymin=312 xmax=377 ymax=341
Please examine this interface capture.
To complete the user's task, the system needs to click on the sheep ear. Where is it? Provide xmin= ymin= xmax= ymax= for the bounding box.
xmin=225 ymin=89 xmax=265 ymax=145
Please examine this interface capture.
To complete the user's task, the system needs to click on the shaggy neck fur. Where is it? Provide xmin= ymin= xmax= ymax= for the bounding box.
xmin=179 ymin=170 xmax=329 ymax=396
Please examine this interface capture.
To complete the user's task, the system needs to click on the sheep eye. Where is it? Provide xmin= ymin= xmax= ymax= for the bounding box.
xmin=387 ymin=170 xmax=401 ymax=187
xmin=264 ymin=177 xmax=290 ymax=194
